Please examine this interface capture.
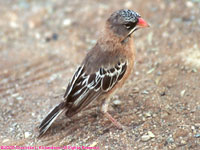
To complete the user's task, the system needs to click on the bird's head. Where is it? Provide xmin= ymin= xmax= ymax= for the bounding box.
xmin=107 ymin=9 xmax=149 ymax=42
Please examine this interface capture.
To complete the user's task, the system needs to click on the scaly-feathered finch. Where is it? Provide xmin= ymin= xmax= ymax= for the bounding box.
xmin=39 ymin=9 xmax=149 ymax=137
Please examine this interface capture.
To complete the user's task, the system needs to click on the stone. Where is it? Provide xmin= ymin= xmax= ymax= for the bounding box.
xmin=148 ymin=131 xmax=155 ymax=138
xmin=113 ymin=99 xmax=122 ymax=105
xmin=24 ymin=132 xmax=31 ymax=138
xmin=63 ymin=18 xmax=72 ymax=27
xmin=141 ymin=134 xmax=151 ymax=142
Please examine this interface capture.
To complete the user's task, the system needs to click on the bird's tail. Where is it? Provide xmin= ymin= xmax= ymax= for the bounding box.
xmin=38 ymin=102 xmax=65 ymax=137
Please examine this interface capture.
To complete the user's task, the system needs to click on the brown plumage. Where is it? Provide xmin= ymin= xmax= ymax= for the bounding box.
xmin=39 ymin=9 xmax=149 ymax=137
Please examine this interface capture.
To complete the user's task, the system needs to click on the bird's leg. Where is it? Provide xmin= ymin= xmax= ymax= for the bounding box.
xmin=101 ymin=98 xmax=123 ymax=129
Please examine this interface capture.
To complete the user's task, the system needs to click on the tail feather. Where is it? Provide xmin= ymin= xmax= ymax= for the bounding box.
xmin=38 ymin=102 xmax=65 ymax=137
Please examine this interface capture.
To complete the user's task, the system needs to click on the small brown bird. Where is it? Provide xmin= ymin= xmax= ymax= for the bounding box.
xmin=39 ymin=9 xmax=149 ymax=136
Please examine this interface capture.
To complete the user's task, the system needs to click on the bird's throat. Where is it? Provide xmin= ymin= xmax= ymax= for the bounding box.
xmin=121 ymin=35 xmax=132 ymax=44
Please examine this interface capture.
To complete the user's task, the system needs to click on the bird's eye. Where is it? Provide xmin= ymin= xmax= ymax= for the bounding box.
xmin=124 ymin=24 xmax=132 ymax=29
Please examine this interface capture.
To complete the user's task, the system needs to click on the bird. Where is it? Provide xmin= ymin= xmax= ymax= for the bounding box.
xmin=38 ymin=9 xmax=149 ymax=137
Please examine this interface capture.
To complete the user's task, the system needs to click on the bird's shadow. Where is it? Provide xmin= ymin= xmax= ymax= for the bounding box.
xmin=37 ymin=104 xmax=105 ymax=139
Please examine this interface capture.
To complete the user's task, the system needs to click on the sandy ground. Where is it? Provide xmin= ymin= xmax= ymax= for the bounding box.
xmin=0 ymin=0 xmax=200 ymax=149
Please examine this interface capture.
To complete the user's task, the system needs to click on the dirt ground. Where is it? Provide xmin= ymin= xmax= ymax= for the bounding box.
xmin=0 ymin=0 xmax=200 ymax=149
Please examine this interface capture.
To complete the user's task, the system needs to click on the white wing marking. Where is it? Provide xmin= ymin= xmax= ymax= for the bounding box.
xmin=68 ymin=61 xmax=128 ymax=107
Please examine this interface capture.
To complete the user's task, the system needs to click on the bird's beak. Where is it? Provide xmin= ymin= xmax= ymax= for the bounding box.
xmin=137 ymin=18 xmax=150 ymax=28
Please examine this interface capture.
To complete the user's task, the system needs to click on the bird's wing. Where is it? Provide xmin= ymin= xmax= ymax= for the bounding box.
xmin=63 ymin=60 xmax=128 ymax=116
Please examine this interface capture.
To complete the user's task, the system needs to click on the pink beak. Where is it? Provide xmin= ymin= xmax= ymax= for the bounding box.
xmin=137 ymin=18 xmax=150 ymax=28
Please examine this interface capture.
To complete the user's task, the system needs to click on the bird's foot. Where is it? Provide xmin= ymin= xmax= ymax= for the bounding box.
xmin=104 ymin=111 xmax=123 ymax=129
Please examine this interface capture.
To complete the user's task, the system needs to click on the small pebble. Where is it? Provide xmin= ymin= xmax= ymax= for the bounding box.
xmin=24 ymin=132 xmax=31 ymax=138
xmin=153 ymin=114 xmax=157 ymax=117
xmin=10 ymin=21 xmax=19 ymax=28
xmin=162 ymin=32 xmax=169 ymax=38
xmin=141 ymin=131 xmax=155 ymax=142
xmin=113 ymin=100 xmax=122 ymax=105
xmin=16 ymin=96 xmax=23 ymax=100
xmin=135 ymin=71 xmax=139 ymax=75
xmin=31 ymin=112 xmax=35 ymax=117
xmin=35 ymin=32 xmax=41 ymax=39
xmin=186 ymin=1 xmax=194 ymax=8
xmin=191 ymin=126 xmax=195 ymax=130
xmin=12 ymin=93 xmax=19 ymax=97
xmin=180 ymin=140 xmax=186 ymax=145
xmin=45 ymin=33 xmax=59 ymax=42
xmin=148 ymin=131 xmax=155 ymax=138
xmin=141 ymin=134 xmax=151 ymax=142
xmin=180 ymin=90 xmax=186 ymax=97
xmin=194 ymin=134 xmax=200 ymax=138
xmin=63 ymin=18 xmax=72 ymax=27
xmin=52 ymin=33 xmax=58 ymax=41
xmin=89 ymin=141 xmax=98 ymax=147
xmin=166 ymin=136 xmax=174 ymax=144
xmin=147 ymin=68 xmax=155 ymax=74
xmin=191 ymin=68 xmax=197 ymax=73
xmin=160 ymin=91 xmax=166 ymax=96
xmin=144 ymin=112 xmax=151 ymax=118
xmin=142 ymin=90 xmax=149 ymax=94
xmin=195 ymin=123 xmax=200 ymax=127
